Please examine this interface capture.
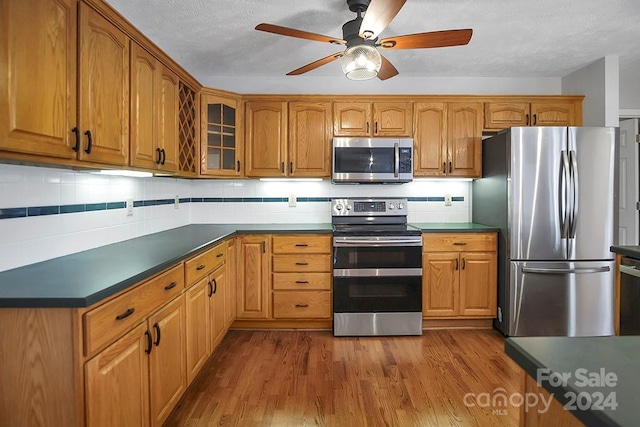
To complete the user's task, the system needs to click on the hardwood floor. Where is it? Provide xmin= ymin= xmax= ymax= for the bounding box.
xmin=165 ymin=329 xmax=522 ymax=426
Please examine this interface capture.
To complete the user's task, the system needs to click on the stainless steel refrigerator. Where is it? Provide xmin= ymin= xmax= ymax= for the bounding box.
xmin=473 ymin=127 xmax=618 ymax=337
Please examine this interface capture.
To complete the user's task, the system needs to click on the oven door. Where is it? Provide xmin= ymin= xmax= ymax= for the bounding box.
xmin=333 ymin=274 xmax=422 ymax=313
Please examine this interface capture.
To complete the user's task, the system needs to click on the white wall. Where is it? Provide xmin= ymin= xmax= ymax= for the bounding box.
xmin=0 ymin=164 xmax=470 ymax=272
xmin=561 ymin=56 xmax=619 ymax=126
xmin=620 ymin=59 xmax=640 ymax=110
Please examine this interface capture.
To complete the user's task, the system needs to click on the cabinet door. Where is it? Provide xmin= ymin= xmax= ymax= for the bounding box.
xmin=245 ymin=101 xmax=287 ymax=176
xmin=85 ymin=323 xmax=150 ymax=427
xmin=0 ymin=0 xmax=77 ymax=159
xmin=201 ymin=94 xmax=241 ymax=176
xmin=148 ymin=296 xmax=186 ymax=427
xmin=288 ymin=101 xmax=332 ymax=177
xmin=413 ymin=102 xmax=447 ymax=176
xmin=459 ymin=252 xmax=497 ymax=317
xmin=130 ymin=42 xmax=159 ymax=170
xmin=237 ymin=235 xmax=270 ymax=319
xmin=158 ymin=66 xmax=179 ymax=173
xmin=184 ymin=276 xmax=210 ymax=383
xmin=78 ymin=3 xmax=129 ymax=165
xmin=530 ymin=102 xmax=577 ymax=126
xmin=447 ymin=102 xmax=482 ymax=177
xmin=423 ymin=252 xmax=459 ymax=317
xmin=483 ymin=102 xmax=530 ymax=129
xmin=373 ymin=102 xmax=412 ymax=136
xmin=333 ymin=102 xmax=371 ymax=136
xmin=210 ymin=265 xmax=226 ymax=348
xmin=226 ymin=238 xmax=238 ymax=327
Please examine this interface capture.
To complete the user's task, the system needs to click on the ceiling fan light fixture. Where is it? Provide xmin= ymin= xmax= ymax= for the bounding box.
xmin=341 ymin=44 xmax=381 ymax=80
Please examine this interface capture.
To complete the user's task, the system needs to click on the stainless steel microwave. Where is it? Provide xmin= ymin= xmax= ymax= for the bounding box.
xmin=332 ymin=137 xmax=413 ymax=183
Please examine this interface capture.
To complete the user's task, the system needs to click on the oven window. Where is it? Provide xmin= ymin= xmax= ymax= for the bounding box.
xmin=333 ymin=276 xmax=422 ymax=313
xmin=334 ymin=147 xmax=395 ymax=174
xmin=334 ymin=245 xmax=421 ymax=270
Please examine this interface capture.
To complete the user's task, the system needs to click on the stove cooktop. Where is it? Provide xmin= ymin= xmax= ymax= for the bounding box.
xmin=332 ymin=223 xmax=422 ymax=236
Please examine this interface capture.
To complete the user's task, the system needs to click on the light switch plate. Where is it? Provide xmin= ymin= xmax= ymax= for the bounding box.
xmin=126 ymin=199 xmax=134 ymax=216
xmin=288 ymin=194 xmax=297 ymax=207
xmin=174 ymin=196 xmax=179 ymax=209
xmin=444 ymin=194 xmax=452 ymax=206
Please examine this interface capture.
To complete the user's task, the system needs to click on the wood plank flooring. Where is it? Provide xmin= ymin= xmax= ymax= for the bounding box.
xmin=165 ymin=329 xmax=522 ymax=426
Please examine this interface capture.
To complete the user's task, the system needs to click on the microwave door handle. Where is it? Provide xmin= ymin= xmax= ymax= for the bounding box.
xmin=394 ymin=142 xmax=399 ymax=178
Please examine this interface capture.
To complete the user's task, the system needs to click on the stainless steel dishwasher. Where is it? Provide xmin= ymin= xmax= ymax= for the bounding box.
xmin=619 ymin=256 xmax=640 ymax=335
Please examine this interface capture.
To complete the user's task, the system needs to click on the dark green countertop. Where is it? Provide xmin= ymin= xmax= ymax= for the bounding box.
xmin=410 ymin=222 xmax=498 ymax=232
xmin=610 ymin=245 xmax=640 ymax=259
xmin=0 ymin=223 xmax=331 ymax=308
xmin=505 ymin=336 xmax=640 ymax=427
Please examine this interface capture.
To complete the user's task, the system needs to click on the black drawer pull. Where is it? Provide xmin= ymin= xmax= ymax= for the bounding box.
xmin=216 ymin=253 xmax=224 ymax=258
xmin=453 ymin=242 xmax=467 ymax=246
xmin=295 ymin=303 xmax=309 ymax=308
xmin=295 ymin=244 xmax=308 ymax=247
xmin=164 ymin=281 xmax=177 ymax=291
xmin=115 ymin=308 xmax=135 ymax=320
xmin=144 ymin=330 xmax=152 ymax=354
xmin=295 ymin=280 xmax=309 ymax=284
xmin=153 ymin=322 xmax=161 ymax=346
xmin=196 ymin=264 xmax=206 ymax=270
xmin=295 ymin=262 xmax=309 ymax=266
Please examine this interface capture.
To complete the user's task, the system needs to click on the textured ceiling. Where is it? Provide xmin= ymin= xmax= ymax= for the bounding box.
xmin=105 ymin=0 xmax=640 ymax=92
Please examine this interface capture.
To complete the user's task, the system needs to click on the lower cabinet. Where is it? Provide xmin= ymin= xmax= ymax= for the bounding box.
xmin=422 ymin=233 xmax=497 ymax=319
xmin=185 ymin=276 xmax=211 ymax=383
xmin=237 ymin=235 xmax=271 ymax=319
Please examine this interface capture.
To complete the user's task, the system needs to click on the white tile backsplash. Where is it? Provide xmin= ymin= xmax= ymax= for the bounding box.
xmin=0 ymin=164 xmax=472 ymax=271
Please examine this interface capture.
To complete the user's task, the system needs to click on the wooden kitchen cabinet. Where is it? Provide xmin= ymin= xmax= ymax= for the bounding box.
xmin=414 ymin=101 xmax=483 ymax=177
xmin=201 ymin=92 xmax=242 ymax=176
xmin=288 ymin=101 xmax=332 ymax=177
xmin=237 ymin=235 xmax=271 ymax=319
xmin=245 ymin=101 xmax=287 ymax=176
xmin=484 ymin=97 xmax=583 ymax=130
xmin=334 ymin=101 xmax=412 ymax=136
xmin=185 ymin=275 xmax=210 ymax=383
xmin=226 ymin=237 xmax=238 ymax=327
xmin=130 ymin=42 xmax=181 ymax=173
xmin=210 ymin=264 xmax=227 ymax=345
xmin=422 ymin=233 xmax=497 ymax=318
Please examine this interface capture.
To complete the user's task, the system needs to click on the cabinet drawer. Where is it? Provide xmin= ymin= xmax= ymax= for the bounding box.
xmin=272 ymin=254 xmax=331 ymax=272
xmin=84 ymin=264 xmax=184 ymax=356
xmin=273 ymin=272 xmax=332 ymax=290
xmin=185 ymin=242 xmax=226 ymax=285
xmin=273 ymin=291 xmax=331 ymax=319
xmin=272 ymin=234 xmax=331 ymax=254
xmin=423 ymin=233 xmax=497 ymax=252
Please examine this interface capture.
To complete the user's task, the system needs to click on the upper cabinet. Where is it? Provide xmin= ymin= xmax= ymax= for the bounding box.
xmin=201 ymin=92 xmax=242 ymax=177
xmin=288 ymin=101 xmax=332 ymax=177
xmin=0 ymin=0 xmax=78 ymax=160
xmin=414 ymin=101 xmax=483 ymax=178
xmin=244 ymin=100 xmax=287 ymax=177
xmin=334 ymin=101 xmax=412 ymax=137
xmin=177 ymin=82 xmax=199 ymax=177
xmin=130 ymin=42 xmax=179 ymax=173
xmin=484 ymin=97 xmax=583 ymax=130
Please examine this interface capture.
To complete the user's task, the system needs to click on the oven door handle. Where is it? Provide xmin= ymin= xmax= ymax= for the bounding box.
xmin=394 ymin=142 xmax=399 ymax=178
xmin=333 ymin=239 xmax=422 ymax=247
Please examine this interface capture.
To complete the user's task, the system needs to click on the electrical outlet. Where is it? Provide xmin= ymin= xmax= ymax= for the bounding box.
xmin=444 ymin=194 xmax=452 ymax=206
xmin=126 ymin=199 xmax=134 ymax=216
xmin=288 ymin=194 xmax=297 ymax=207
xmin=174 ymin=195 xmax=179 ymax=209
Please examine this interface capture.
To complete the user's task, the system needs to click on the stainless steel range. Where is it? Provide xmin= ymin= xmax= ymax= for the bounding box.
xmin=332 ymin=197 xmax=423 ymax=336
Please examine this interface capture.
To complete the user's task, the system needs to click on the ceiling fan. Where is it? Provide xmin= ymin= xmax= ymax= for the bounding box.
xmin=255 ymin=0 xmax=473 ymax=81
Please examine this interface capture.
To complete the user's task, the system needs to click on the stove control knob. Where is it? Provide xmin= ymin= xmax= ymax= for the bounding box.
xmin=335 ymin=204 xmax=343 ymax=211
xmin=388 ymin=203 xmax=395 ymax=210
xmin=398 ymin=203 xmax=405 ymax=210
xmin=345 ymin=205 xmax=352 ymax=211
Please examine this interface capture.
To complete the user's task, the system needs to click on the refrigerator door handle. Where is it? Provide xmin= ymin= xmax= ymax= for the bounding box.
xmin=560 ymin=150 xmax=570 ymax=238
xmin=522 ymin=266 xmax=610 ymax=274
xmin=568 ymin=150 xmax=579 ymax=238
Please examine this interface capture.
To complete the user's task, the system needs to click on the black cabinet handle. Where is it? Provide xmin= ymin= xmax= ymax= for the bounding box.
xmin=164 ymin=281 xmax=177 ymax=291
xmin=237 ymin=160 xmax=241 ymax=172
xmin=375 ymin=121 xmax=378 ymax=134
xmin=455 ymin=258 xmax=459 ymax=270
xmin=462 ymin=258 xmax=466 ymax=270
xmin=153 ymin=322 xmax=161 ymax=346
xmin=156 ymin=148 xmax=162 ymax=164
xmin=449 ymin=161 xmax=452 ymax=173
xmin=533 ymin=114 xmax=537 ymax=125
xmin=295 ymin=303 xmax=309 ymax=308
xmin=295 ymin=262 xmax=308 ymax=266
xmin=196 ymin=264 xmax=206 ymax=271
xmin=262 ymin=241 xmax=266 ymax=253
xmin=289 ymin=162 xmax=293 ymax=174
xmin=216 ymin=253 xmax=224 ymax=258
xmin=294 ymin=244 xmax=308 ymax=247
xmin=453 ymin=242 xmax=467 ymax=246
xmin=84 ymin=130 xmax=92 ymax=154
xmin=295 ymin=280 xmax=309 ymax=284
xmin=161 ymin=149 xmax=166 ymax=165
xmin=71 ymin=127 xmax=80 ymax=152
xmin=144 ymin=330 xmax=152 ymax=354
xmin=443 ymin=162 xmax=446 ymax=173
xmin=212 ymin=278 xmax=217 ymax=294
xmin=525 ymin=114 xmax=530 ymax=126
xmin=366 ymin=122 xmax=370 ymax=134
xmin=207 ymin=280 xmax=213 ymax=297
xmin=115 ymin=308 xmax=135 ymax=320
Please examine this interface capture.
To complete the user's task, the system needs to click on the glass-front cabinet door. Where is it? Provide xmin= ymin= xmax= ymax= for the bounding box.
xmin=201 ymin=93 xmax=242 ymax=176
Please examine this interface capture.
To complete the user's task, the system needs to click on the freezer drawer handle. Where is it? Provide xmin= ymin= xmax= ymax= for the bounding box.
xmin=522 ymin=266 xmax=610 ymax=274
xmin=620 ymin=265 xmax=640 ymax=278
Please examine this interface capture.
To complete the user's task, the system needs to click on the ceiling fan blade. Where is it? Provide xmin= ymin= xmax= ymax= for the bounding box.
xmin=379 ymin=29 xmax=473 ymax=49
xmin=377 ymin=54 xmax=399 ymax=81
xmin=359 ymin=0 xmax=406 ymax=40
xmin=256 ymin=23 xmax=345 ymax=45
xmin=286 ymin=52 xmax=344 ymax=76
